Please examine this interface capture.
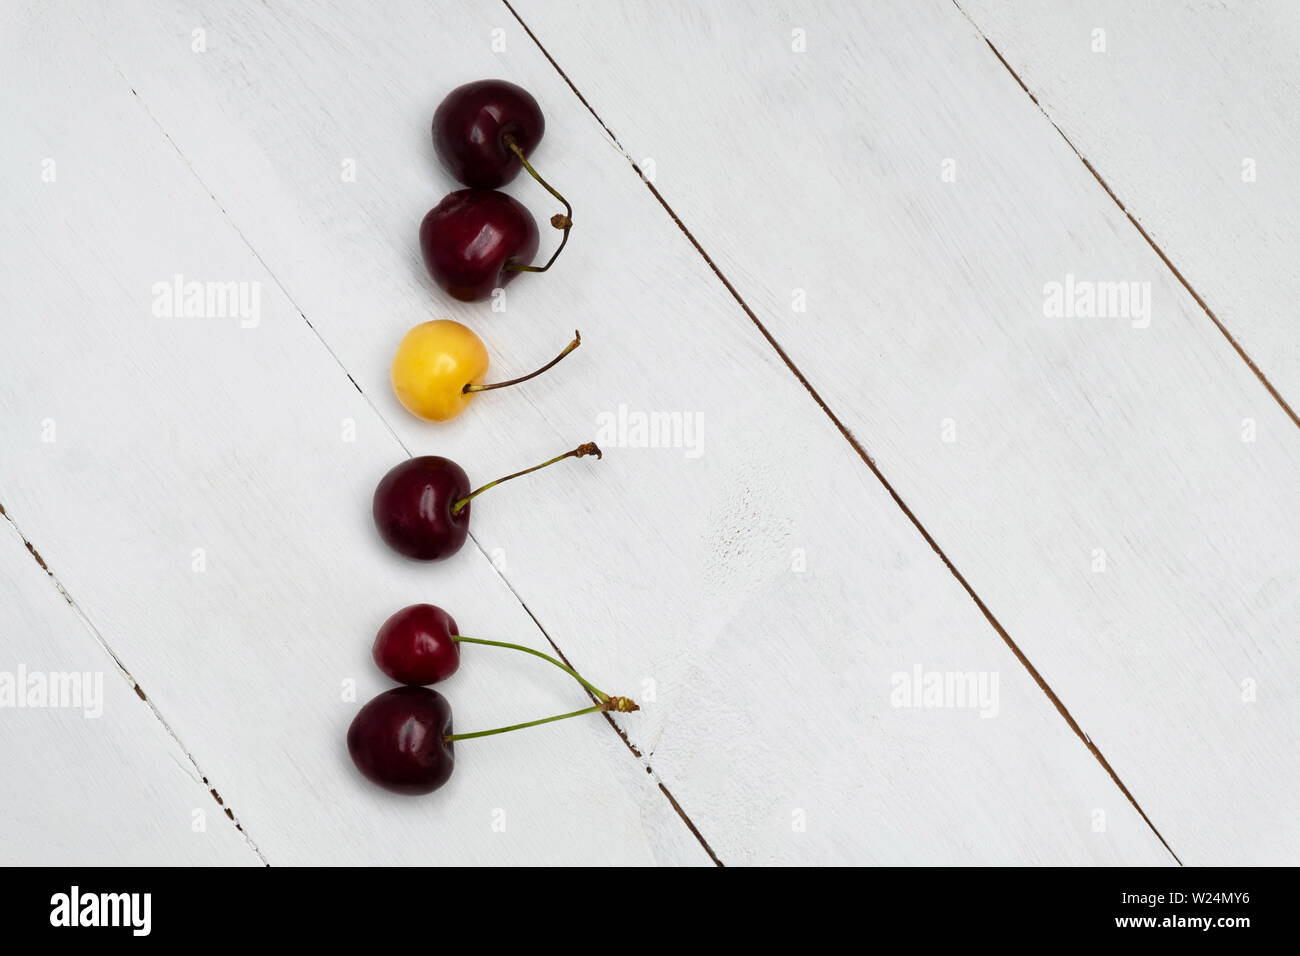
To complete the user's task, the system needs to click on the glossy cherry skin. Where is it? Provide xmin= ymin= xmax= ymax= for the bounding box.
xmin=390 ymin=319 xmax=489 ymax=422
xmin=373 ymin=604 xmax=461 ymax=685
xmin=347 ymin=686 xmax=454 ymax=795
xmin=433 ymin=79 xmax=545 ymax=188
xmin=372 ymin=456 xmax=471 ymax=561
xmin=419 ymin=189 xmax=539 ymax=303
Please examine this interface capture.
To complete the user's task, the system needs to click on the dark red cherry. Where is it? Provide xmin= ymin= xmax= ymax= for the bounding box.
xmin=374 ymin=443 xmax=602 ymax=563
xmin=419 ymin=189 xmax=539 ymax=302
xmin=347 ymin=686 xmax=454 ymax=795
xmin=372 ymin=456 xmax=471 ymax=561
xmin=373 ymin=604 xmax=461 ymax=685
xmin=433 ymin=79 xmax=545 ymax=188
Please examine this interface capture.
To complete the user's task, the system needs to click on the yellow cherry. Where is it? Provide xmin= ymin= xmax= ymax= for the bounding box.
xmin=391 ymin=320 xmax=582 ymax=422
xmin=392 ymin=320 xmax=489 ymax=421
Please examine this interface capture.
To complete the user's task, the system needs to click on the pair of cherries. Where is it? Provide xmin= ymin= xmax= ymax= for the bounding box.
xmin=348 ymin=603 xmax=637 ymax=795
xmin=420 ymin=79 xmax=571 ymax=303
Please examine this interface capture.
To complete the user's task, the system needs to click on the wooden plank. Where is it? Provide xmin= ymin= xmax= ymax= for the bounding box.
xmin=34 ymin=0 xmax=1182 ymax=862
xmin=508 ymin=0 xmax=1300 ymax=863
xmin=957 ymin=0 xmax=1300 ymax=413
xmin=0 ymin=514 xmax=260 ymax=865
xmin=0 ymin=1 xmax=708 ymax=866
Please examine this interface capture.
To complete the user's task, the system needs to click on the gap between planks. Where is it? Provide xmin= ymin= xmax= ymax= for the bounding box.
xmin=38 ymin=6 xmax=725 ymax=869
xmin=0 ymin=503 xmax=269 ymax=865
xmin=948 ymin=0 xmax=1300 ymax=431
xmin=502 ymin=0 xmax=1186 ymax=865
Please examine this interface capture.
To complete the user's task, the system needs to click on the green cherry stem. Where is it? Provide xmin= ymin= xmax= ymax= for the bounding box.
xmin=450 ymin=441 xmax=602 ymax=515
xmin=463 ymin=331 xmax=581 ymax=395
xmin=444 ymin=696 xmax=640 ymax=743
xmin=501 ymin=133 xmax=572 ymax=275
xmin=451 ymin=635 xmax=609 ymax=701
xmin=445 ymin=705 xmax=602 ymax=743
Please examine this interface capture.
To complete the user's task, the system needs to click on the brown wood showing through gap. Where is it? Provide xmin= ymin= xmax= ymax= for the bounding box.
xmin=504 ymin=0 xmax=1183 ymax=865
xmin=0 ymin=501 xmax=269 ymax=863
xmin=953 ymin=1 xmax=1300 ymax=433
xmin=489 ymin=568 xmax=726 ymax=866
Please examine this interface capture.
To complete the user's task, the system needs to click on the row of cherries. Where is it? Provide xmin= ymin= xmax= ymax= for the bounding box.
xmin=349 ymin=80 xmax=635 ymax=797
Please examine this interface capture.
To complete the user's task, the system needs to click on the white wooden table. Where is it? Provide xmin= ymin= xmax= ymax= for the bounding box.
xmin=3 ymin=0 xmax=1297 ymax=866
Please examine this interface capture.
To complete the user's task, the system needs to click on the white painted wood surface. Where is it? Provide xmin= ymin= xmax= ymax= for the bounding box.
xmin=0 ymin=0 xmax=1291 ymax=864
xmin=510 ymin=0 xmax=1300 ymax=864
xmin=957 ymin=0 xmax=1300 ymax=411
xmin=0 ymin=515 xmax=259 ymax=866
xmin=58 ymin=0 xmax=1175 ymax=865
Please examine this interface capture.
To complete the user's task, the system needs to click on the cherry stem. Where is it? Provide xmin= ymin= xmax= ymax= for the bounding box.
xmin=501 ymin=133 xmax=572 ymax=275
xmin=451 ymin=441 xmax=602 ymax=515
xmin=444 ymin=705 xmax=602 ymax=743
xmin=451 ymin=635 xmax=609 ymax=701
xmin=445 ymin=695 xmax=638 ymax=743
xmin=463 ymin=331 xmax=581 ymax=395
